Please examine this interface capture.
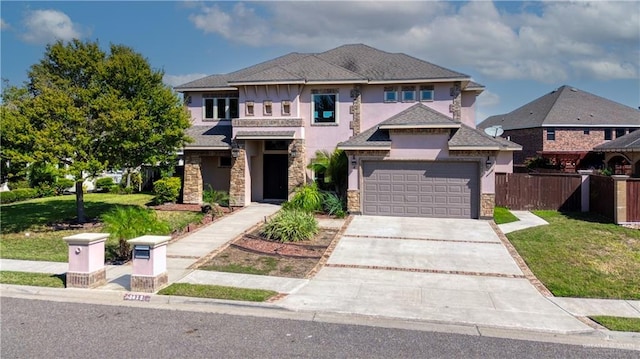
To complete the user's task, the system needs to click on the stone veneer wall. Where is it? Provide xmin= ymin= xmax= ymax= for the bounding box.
xmin=131 ymin=272 xmax=168 ymax=293
xmin=66 ymin=268 xmax=106 ymax=289
xmin=347 ymin=190 xmax=361 ymax=214
xmin=349 ymin=86 xmax=362 ymax=136
xmin=480 ymin=193 xmax=495 ymax=219
xmin=288 ymin=139 xmax=306 ymax=198
xmin=183 ymin=152 xmax=203 ymax=204
xmin=450 ymin=81 xmax=462 ymax=122
xmin=229 ymin=145 xmax=246 ymax=207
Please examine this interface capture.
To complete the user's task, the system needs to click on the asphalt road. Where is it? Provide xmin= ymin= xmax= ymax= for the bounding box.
xmin=1 ymin=297 xmax=637 ymax=359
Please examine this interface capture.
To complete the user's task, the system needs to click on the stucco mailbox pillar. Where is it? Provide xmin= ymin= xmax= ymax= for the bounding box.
xmin=63 ymin=233 xmax=109 ymax=288
xmin=128 ymin=235 xmax=171 ymax=292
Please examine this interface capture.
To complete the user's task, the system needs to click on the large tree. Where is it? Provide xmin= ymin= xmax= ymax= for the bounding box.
xmin=1 ymin=39 xmax=191 ymax=222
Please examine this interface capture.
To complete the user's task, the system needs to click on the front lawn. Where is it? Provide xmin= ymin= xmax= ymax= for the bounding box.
xmin=158 ymin=283 xmax=277 ymax=302
xmin=0 ymin=193 xmax=203 ymax=262
xmin=493 ymin=206 xmax=519 ymax=224
xmin=507 ymin=211 xmax=640 ymax=299
xmin=590 ymin=316 xmax=640 ymax=333
xmin=0 ymin=271 xmax=66 ymax=288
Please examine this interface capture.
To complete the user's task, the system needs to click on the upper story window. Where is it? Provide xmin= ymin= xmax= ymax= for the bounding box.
xmin=583 ymin=128 xmax=590 ymax=135
xmin=402 ymin=86 xmax=416 ymax=102
xmin=546 ymin=128 xmax=555 ymax=141
xmin=384 ymin=87 xmax=397 ymax=102
xmin=246 ymin=101 xmax=254 ymax=116
xmin=604 ymin=129 xmax=612 ymax=140
xmin=263 ymin=100 xmax=273 ymax=116
xmin=282 ymin=100 xmax=291 ymax=116
xmin=203 ymin=95 xmax=238 ymax=120
xmin=615 ymin=128 xmax=626 ymax=138
xmin=312 ymin=92 xmax=337 ymax=123
xmin=420 ymin=85 xmax=434 ymax=102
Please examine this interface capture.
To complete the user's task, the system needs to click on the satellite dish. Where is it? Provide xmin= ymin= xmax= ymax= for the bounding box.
xmin=484 ymin=125 xmax=504 ymax=138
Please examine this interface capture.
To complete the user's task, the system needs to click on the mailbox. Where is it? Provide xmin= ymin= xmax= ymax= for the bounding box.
xmin=133 ymin=245 xmax=150 ymax=259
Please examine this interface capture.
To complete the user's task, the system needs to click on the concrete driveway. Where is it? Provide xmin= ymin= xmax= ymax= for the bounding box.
xmin=279 ymin=216 xmax=592 ymax=334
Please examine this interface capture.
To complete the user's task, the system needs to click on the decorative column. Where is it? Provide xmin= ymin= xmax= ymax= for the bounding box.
xmin=128 ymin=235 xmax=171 ymax=293
xmin=349 ymin=86 xmax=362 ymax=136
xmin=288 ymin=139 xmax=306 ymax=198
xmin=449 ymin=81 xmax=462 ymax=122
xmin=480 ymin=193 xmax=496 ymax=219
xmin=63 ymin=233 xmax=109 ymax=288
xmin=578 ymin=170 xmax=593 ymax=212
xmin=229 ymin=142 xmax=246 ymax=207
xmin=183 ymin=151 xmax=203 ymax=204
xmin=347 ymin=190 xmax=361 ymax=214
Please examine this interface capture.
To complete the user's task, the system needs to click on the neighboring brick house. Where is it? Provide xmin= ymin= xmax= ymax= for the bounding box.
xmin=479 ymin=86 xmax=640 ymax=172
xmin=594 ymin=130 xmax=640 ymax=176
xmin=174 ymin=44 xmax=520 ymax=219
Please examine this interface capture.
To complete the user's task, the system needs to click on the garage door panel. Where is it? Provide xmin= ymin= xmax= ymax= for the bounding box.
xmin=363 ymin=161 xmax=478 ymax=219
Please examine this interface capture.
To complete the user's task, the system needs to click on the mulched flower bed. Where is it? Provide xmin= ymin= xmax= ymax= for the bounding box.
xmin=232 ymin=234 xmax=325 ymax=259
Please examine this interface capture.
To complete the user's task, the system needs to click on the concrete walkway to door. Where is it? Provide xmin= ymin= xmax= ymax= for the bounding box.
xmin=279 ymin=216 xmax=594 ymax=334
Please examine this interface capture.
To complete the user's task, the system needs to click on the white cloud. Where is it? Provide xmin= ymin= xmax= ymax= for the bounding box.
xmin=477 ymin=90 xmax=500 ymax=107
xmin=1 ymin=18 xmax=9 ymax=30
xmin=163 ymin=73 xmax=208 ymax=87
xmin=21 ymin=9 xmax=85 ymax=44
xmin=187 ymin=1 xmax=639 ymax=83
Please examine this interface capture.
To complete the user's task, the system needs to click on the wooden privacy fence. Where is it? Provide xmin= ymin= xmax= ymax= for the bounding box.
xmin=495 ymin=173 xmax=582 ymax=211
xmin=628 ymin=179 xmax=640 ymax=222
xmin=589 ymin=175 xmax=615 ymax=221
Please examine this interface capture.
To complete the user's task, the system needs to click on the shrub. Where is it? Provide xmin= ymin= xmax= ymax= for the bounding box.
xmin=203 ymin=185 xmax=229 ymax=206
xmin=322 ymin=191 xmax=346 ymax=218
xmin=27 ymin=162 xmax=59 ymax=189
xmin=55 ymin=178 xmax=75 ymax=194
xmin=36 ymin=184 xmax=56 ymax=198
xmin=153 ymin=177 xmax=181 ymax=204
xmin=0 ymin=191 xmax=17 ymax=204
xmin=8 ymin=179 xmax=29 ymax=190
xmin=95 ymin=177 xmax=115 ymax=192
xmin=282 ymin=184 xmax=323 ymax=213
xmin=101 ymin=206 xmax=170 ymax=261
xmin=261 ymin=209 xmax=318 ymax=242
xmin=11 ymin=188 xmax=39 ymax=202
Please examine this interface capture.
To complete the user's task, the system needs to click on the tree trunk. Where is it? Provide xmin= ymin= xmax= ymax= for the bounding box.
xmin=75 ymin=180 xmax=86 ymax=223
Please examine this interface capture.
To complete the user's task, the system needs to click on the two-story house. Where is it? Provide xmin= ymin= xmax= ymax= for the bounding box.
xmin=479 ymin=86 xmax=640 ymax=172
xmin=175 ymin=44 xmax=520 ymax=219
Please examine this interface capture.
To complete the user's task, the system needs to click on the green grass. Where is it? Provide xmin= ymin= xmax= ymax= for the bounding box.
xmin=590 ymin=316 xmax=640 ymax=332
xmin=0 ymin=271 xmax=66 ymax=288
xmin=507 ymin=211 xmax=640 ymax=299
xmin=200 ymin=257 xmax=278 ymax=275
xmin=158 ymin=283 xmax=277 ymax=302
xmin=493 ymin=206 xmax=519 ymax=224
xmin=0 ymin=193 xmax=203 ymax=262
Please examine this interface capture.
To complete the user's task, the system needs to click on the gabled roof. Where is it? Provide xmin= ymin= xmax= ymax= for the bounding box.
xmin=175 ymin=44 xmax=478 ymax=90
xmin=184 ymin=125 xmax=231 ymax=149
xmin=479 ymin=85 xmax=640 ymax=130
xmin=338 ymin=104 xmax=520 ymax=151
xmin=594 ymin=130 xmax=640 ymax=152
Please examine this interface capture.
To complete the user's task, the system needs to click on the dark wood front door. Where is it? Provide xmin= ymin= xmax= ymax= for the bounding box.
xmin=263 ymin=154 xmax=288 ymax=200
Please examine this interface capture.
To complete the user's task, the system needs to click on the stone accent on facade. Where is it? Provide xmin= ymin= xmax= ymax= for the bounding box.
xmin=390 ymin=128 xmax=450 ymax=135
xmin=232 ymin=118 xmax=303 ymax=127
xmin=449 ymin=150 xmax=494 ymax=158
xmin=347 ymin=190 xmax=361 ymax=214
xmin=348 ymin=150 xmax=391 ymax=157
xmin=350 ymin=86 xmax=362 ymax=136
xmin=288 ymin=139 xmax=307 ymax=197
xmin=613 ymin=176 xmax=628 ymax=224
xmin=66 ymin=268 xmax=106 ymax=289
xmin=131 ymin=272 xmax=168 ymax=293
xmin=229 ymin=144 xmax=246 ymax=207
xmin=449 ymin=81 xmax=462 ymax=122
xmin=480 ymin=193 xmax=495 ymax=219
xmin=183 ymin=152 xmax=203 ymax=204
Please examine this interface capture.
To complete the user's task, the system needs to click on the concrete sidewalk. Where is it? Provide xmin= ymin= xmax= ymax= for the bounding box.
xmin=498 ymin=210 xmax=549 ymax=233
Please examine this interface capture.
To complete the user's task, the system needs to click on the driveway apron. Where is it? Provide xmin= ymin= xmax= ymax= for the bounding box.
xmin=279 ymin=216 xmax=592 ymax=334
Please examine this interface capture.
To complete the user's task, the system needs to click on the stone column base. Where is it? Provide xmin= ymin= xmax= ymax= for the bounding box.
xmin=480 ymin=193 xmax=496 ymax=220
xmin=347 ymin=190 xmax=361 ymax=214
xmin=66 ymin=268 xmax=106 ymax=289
xmin=131 ymin=272 xmax=168 ymax=293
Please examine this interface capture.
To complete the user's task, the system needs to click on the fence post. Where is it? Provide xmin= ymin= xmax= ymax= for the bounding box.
xmin=612 ymin=175 xmax=629 ymax=225
xmin=578 ymin=170 xmax=593 ymax=212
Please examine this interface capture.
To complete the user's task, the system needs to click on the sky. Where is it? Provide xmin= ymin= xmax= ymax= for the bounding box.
xmin=1 ymin=1 xmax=639 ymax=123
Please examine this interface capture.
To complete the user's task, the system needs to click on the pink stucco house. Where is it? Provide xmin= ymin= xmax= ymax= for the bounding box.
xmin=175 ymin=44 xmax=520 ymax=219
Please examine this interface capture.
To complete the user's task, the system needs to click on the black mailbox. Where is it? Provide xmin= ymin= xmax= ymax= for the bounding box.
xmin=133 ymin=245 xmax=150 ymax=259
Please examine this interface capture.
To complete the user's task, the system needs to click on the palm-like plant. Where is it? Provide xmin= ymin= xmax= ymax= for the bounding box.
xmin=307 ymin=149 xmax=347 ymax=198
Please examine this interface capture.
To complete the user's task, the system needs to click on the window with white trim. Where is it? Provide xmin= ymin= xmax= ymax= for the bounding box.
xmin=419 ymin=85 xmax=434 ymax=102
xmin=264 ymin=101 xmax=273 ymax=116
xmin=383 ymin=87 xmax=397 ymax=102
xmin=282 ymin=100 xmax=291 ymax=116
xmin=203 ymin=96 xmax=238 ymax=120
xmin=312 ymin=93 xmax=337 ymax=123
xmin=402 ymin=86 xmax=416 ymax=102
xmin=546 ymin=128 xmax=555 ymax=141
xmin=246 ymin=101 xmax=254 ymax=116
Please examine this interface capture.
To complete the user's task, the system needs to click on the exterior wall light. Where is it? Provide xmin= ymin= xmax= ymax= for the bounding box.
xmin=351 ymin=155 xmax=357 ymax=168
xmin=290 ymin=147 xmax=298 ymax=158
xmin=486 ymin=157 xmax=493 ymax=169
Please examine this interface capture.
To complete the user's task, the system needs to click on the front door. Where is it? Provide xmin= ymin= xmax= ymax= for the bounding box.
xmin=263 ymin=154 xmax=288 ymax=200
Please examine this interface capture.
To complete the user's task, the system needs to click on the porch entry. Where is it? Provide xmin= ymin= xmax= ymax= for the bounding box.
xmin=263 ymin=154 xmax=288 ymax=200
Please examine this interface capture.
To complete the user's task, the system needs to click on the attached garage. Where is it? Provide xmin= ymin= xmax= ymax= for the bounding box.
xmin=362 ymin=161 xmax=479 ymax=218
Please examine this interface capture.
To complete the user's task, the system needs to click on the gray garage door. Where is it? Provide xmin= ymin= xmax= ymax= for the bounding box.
xmin=362 ymin=161 xmax=479 ymax=218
